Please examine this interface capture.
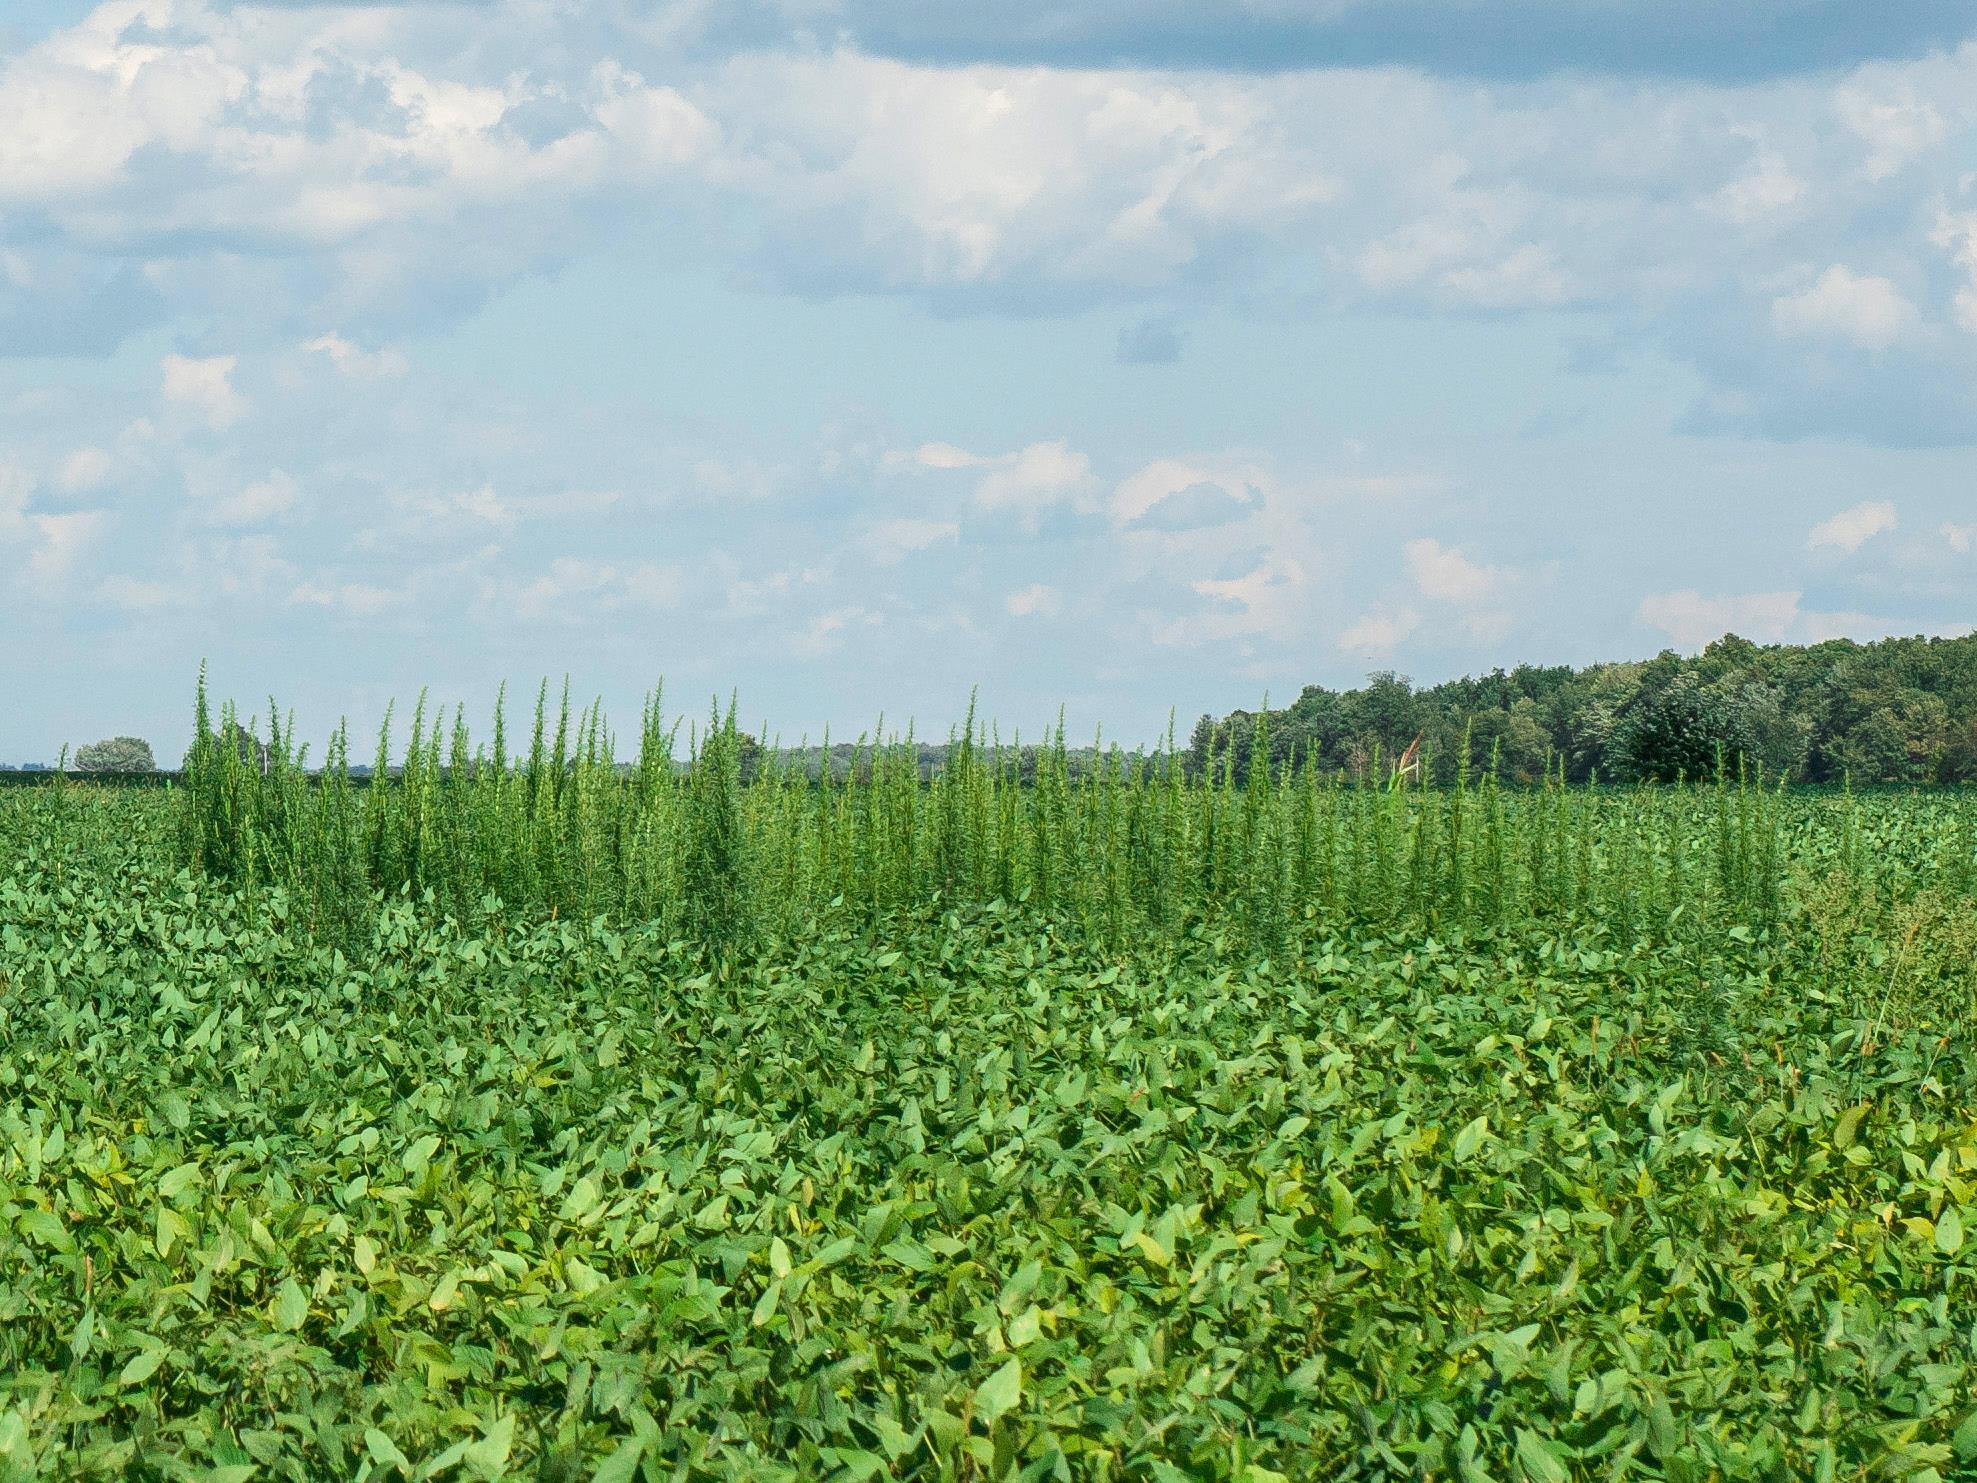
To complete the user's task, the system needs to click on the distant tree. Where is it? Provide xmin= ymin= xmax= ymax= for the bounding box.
xmin=1349 ymin=671 xmax=1419 ymax=757
xmin=1184 ymin=714 xmax=1219 ymax=778
xmin=1727 ymin=682 xmax=1811 ymax=781
xmin=1606 ymin=676 xmax=1753 ymax=783
xmin=1940 ymin=717 xmax=1977 ymax=784
xmin=73 ymin=736 xmax=156 ymax=773
xmin=1191 ymin=628 xmax=1977 ymax=789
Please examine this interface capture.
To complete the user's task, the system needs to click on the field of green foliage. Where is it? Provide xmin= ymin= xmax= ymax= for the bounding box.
xmin=4 ymin=689 xmax=1977 ymax=1480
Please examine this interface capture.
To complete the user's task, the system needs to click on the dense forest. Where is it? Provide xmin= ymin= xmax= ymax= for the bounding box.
xmin=1188 ymin=630 xmax=1977 ymax=786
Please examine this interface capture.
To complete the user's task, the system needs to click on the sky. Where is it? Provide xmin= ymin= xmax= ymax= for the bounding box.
xmin=2 ymin=1 xmax=1975 ymax=762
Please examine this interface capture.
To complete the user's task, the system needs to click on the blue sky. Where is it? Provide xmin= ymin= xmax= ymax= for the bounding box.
xmin=2 ymin=0 xmax=1975 ymax=761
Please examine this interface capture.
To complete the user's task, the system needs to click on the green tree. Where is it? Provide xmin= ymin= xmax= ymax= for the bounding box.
xmin=1610 ymin=675 xmax=1752 ymax=783
xmin=73 ymin=736 xmax=156 ymax=773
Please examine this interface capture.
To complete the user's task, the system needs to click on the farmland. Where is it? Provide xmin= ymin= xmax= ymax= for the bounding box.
xmin=3 ymin=691 xmax=1977 ymax=1481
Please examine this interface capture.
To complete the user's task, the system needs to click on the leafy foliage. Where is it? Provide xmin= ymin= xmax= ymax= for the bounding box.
xmin=175 ymin=677 xmax=1839 ymax=953
xmin=3 ymin=785 xmax=1977 ymax=1478
xmin=71 ymin=736 xmax=156 ymax=774
xmin=1192 ymin=629 xmax=1977 ymax=786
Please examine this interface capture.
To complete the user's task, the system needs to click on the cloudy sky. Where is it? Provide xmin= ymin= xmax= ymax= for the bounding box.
xmin=3 ymin=0 xmax=1975 ymax=760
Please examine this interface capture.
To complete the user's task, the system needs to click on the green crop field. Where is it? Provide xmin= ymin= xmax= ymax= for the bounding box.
xmin=4 ymin=686 xmax=1977 ymax=1481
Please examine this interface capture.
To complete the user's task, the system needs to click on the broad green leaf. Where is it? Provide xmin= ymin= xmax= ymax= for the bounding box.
xmin=118 ymin=1349 xmax=165 ymax=1387
xmin=751 ymin=1279 xmax=782 ymax=1328
xmin=461 ymin=1415 xmax=514 ymax=1480
xmin=1515 ymin=1429 xmax=1569 ymax=1483
xmin=1833 ymin=1105 xmax=1867 ymax=1151
xmin=976 ymin=1357 xmax=1021 ymax=1427
xmin=1936 ymin=1206 xmax=1964 ymax=1255
xmin=1452 ymin=1116 xmax=1489 ymax=1162
xmin=19 ymin=1209 xmax=73 ymax=1252
xmin=590 ymin=1436 xmax=648 ymax=1483
xmin=366 ymin=1429 xmax=413 ymax=1475
xmin=272 ymin=1278 xmax=308 ymax=1333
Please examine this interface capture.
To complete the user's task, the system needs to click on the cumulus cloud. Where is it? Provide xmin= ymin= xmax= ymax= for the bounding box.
xmin=862 ymin=517 xmax=959 ymax=565
xmin=1111 ymin=459 xmax=1265 ymax=529
xmin=0 ymin=465 xmax=106 ymax=590
xmin=1637 ymin=590 xmax=1802 ymax=649
xmin=887 ymin=438 xmax=1094 ymax=530
xmin=1933 ymin=212 xmax=1977 ymax=334
xmin=975 ymin=442 xmax=1093 ymax=526
xmin=304 ymin=332 xmax=408 ymax=380
xmin=207 ymin=470 xmax=299 ymax=527
xmin=1942 ymin=522 xmax=1973 ymax=554
xmin=0 ymin=0 xmax=1970 ymax=458
xmin=99 ymin=574 xmax=183 ymax=612
xmin=1338 ymin=609 xmax=1420 ymax=658
xmin=291 ymin=580 xmax=401 ymax=616
xmin=1403 ymin=538 xmax=1499 ymax=605
xmin=55 ymin=448 xmax=112 ymax=494
xmin=1708 ymin=151 xmax=1803 ymax=222
xmin=24 ymin=511 xmax=108 ymax=586
xmin=1834 ymin=85 xmax=1947 ymax=180
xmin=793 ymin=604 xmax=882 ymax=656
xmin=888 ymin=442 xmax=983 ymax=472
xmin=1807 ymin=499 xmax=1897 ymax=553
xmin=512 ymin=557 xmax=682 ymax=620
xmin=1005 ymin=582 xmax=1058 ymax=616
xmin=161 ymin=354 xmax=246 ymax=430
xmin=1185 ymin=555 xmax=1307 ymax=643
xmin=1770 ymin=267 xmax=1918 ymax=350
xmin=399 ymin=485 xmax=623 ymax=535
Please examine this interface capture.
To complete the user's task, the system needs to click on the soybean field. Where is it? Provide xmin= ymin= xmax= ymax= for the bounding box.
xmin=3 ymin=685 xmax=1977 ymax=1481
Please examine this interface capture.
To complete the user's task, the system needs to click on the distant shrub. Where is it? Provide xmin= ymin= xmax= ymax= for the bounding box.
xmin=73 ymin=735 xmax=156 ymax=773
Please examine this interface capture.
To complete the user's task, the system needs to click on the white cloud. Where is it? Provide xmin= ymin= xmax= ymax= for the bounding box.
xmin=25 ymin=511 xmax=106 ymax=586
xmin=793 ymin=604 xmax=881 ymax=656
xmin=1834 ymin=86 xmax=1946 ymax=181
xmin=1709 ymin=151 xmax=1802 ymax=222
xmin=99 ymin=574 xmax=182 ymax=612
xmin=1637 ymin=590 xmax=1801 ymax=649
xmin=1944 ymin=522 xmax=1974 ymax=555
xmin=0 ymin=462 xmax=30 ymax=518
xmin=55 ymin=448 xmax=112 ymax=494
xmin=453 ymin=484 xmax=515 ymax=526
xmin=394 ymin=485 xmax=622 ymax=536
xmin=888 ymin=437 xmax=1094 ymax=530
xmin=1005 ymin=582 xmax=1058 ymax=616
xmin=900 ymin=442 xmax=984 ymax=472
xmin=719 ymin=53 xmax=1335 ymax=291
xmin=304 ymin=332 xmax=408 ymax=380
xmin=590 ymin=61 xmax=719 ymax=169
xmin=862 ymin=517 xmax=958 ymax=565
xmin=1932 ymin=211 xmax=1977 ymax=335
xmin=1770 ymin=266 xmax=1917 ymax=351
xmin=973 ymin=440 xmax=1093 ymax=526
xmin=512 ymin=557 xmax=682 ymax=620
xmin=1807 ymin=499 xmax=1897 ymax=554
xmin=621 ymin=563 xmax=682 ymax=607
xmin=209 ymin=470 xmax=298 ymax=527
xmin=291 ymin=580 xmax=401 ymax=616
xmin=206 ymin=535 xmax=298 ymax=598
xmin=1337 ymin=609 xmax=1420 ymax=658
xmin=1109 ymin=458 xmax=1266 ymax=528
xmin=161 ymin=354 xmax=247 ymax=430
xmin=1185 ymin=555 xmax=1307 ymax=642
xmin=1403 ymin=537 xmax=1499 ymax=605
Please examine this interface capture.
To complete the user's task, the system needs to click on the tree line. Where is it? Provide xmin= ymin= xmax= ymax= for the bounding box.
xmin=1188 ymin=630 xmax=1977 ymax=786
